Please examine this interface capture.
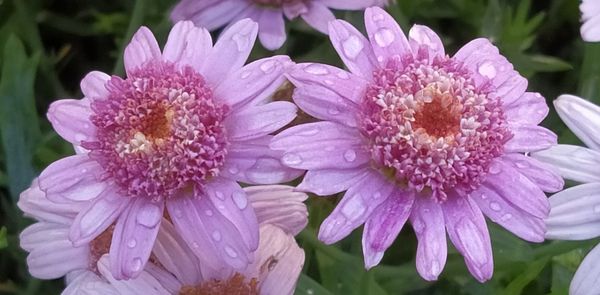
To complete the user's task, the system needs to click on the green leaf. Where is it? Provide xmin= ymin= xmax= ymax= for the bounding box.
xmin=295 ymin=274 xmax=334 ymax=295
xmin=0 ymin=35 xmax=41 ymax=199
xmin=579 ymin=42 xmax=600 ymax=102
xmin=502 ymin=257 xmax=550 ymax=295
xmin=0 ymin=227 xmax=7 ymax=249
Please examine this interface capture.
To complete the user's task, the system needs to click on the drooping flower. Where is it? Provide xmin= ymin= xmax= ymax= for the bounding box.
xmin=581 ymin=0 xmax=600 ymax=42
xmin=170 ymin=0 xmax=388 ymax=50
xmin=532 ymin=94 xmax=600 ymax=295
xmin=61 ymin=186 xmax=308 ymax=295
xmin=37 ymin=19 xmax=301 ymax=280
xmin=271 ymin=7 xmax=562 ymax=282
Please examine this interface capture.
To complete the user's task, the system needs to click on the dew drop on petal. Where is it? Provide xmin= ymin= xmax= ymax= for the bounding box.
xmin=233 ymin=192 xmax=248 ymax=209
xmin=488 ymin=162 xmax=502 ymax=174
xmin=342 ymin=35 xmax=364 ymax=60
xmin=282 ymin=153 xmax=302 ymax=165
xmin=336 ymin=71 xmax=350 ymax=80
xmin=489 ymin=202 xmax=501 ymax=212
xmin=500 ymin=213 xmax=512 ymax=221
xmin=374 ymin=28 xmax=395 ymax=47
xmin=515 ymin=161 xmax=529 ymax=169
xmin=205 ymin=209 xmax=214 ymax=216
xmin=130 ymin=258 xmax=143 ymax=272
xmin=298 ymin=126 xmax=320 ymax=136
xmin=228 ymin=166 xmax=240 ymax=175
xmin=136 ymin=203 xmax=162 ymax=228
xmin=478 ymin=61 xmax=497 ymax=79
xmin=304 ymin=64 xmax=329 ymax=75
xmin=341 ymin=198 xmax=365 ymax=218
xmin=215 ymin=191 xmax=226 ymax=200
xmin=225 ymin=246 xmax=238 ymax=258
xmin=260 ymin=60 xmax=277 ymax=74
xmin=127 ymin=239 xmax=137 ymax=248
xmin=344 ymin=150 xmax=357 ymax=162
xmin=212 ymin=230 xmax=222 ymax=241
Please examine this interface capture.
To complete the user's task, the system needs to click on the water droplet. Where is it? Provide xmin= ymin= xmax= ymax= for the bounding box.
xmin=342 ymin=35 xmax=364 ymax=60
xmin=344 ymin=150 xmax=357 ymax=162
xmin=430 ymin=260 xmax=440 ymax=276
xmin=74 ymin=133 xmax=87 ymax=142
xmin=500 ymin=213 xmax=512 ymax=221
xmin=212 ymin=230 xmax=222 ymax=241
xmin=478 ymin=61 xmax=497 ymax=79
xmin=594 ymin=205 xmax=600 ymax=214
xmin=127 ymin=239 xmax=137 ymax=248
xmin=341 ymin=198 xmax=365 ymax=218
xmin=515 ymin=161 xmax=530 ymax=169
xmin=205 ymin=209 xmax=214 ymax=216
xmin=228 ymin=166 xmax=240 ymax=175
xmin=136 ymin=203 xmax=162 ymax=228
xmin=232 ymin=32 xmax=251 ymax=51
xmin=336 ymin=71 xmax=350 ymax=80
xmin=260 ymin=60 xmax=276 ymax=73
xmin=328 ymin=107 xmax=341 ymax=115
xmin=225 ymin=246 xmax=238 ymax=258
xmin=488 ymin=162 xmax=502 ymax=174
xmin=307 ymin=289 xmax=314 ymax=295
xmin=233 ymin=192 xmax=248 ymax=209
xmin=489 ymin=202 xmax=501 ymax=212
xmin=240 ymin=70 xmax=252 ymax=79
xmin=130 ymin=258 xmax=143 ymax=272
xmin=304 ymin=64 xmax=329 ymax=75
xmin=298 ymin=127 xmax=320 ymax=136
xmin=282 ymin=153 xmax=302 ymax=165
xmin=215 ymin=191 xmax=226 ymax=200
xmin=192 ymin=242 xmax=200 ymax=248
xmin=373 ymin=192 xmax=382 ymax=199
xmin=372 ymin=13 xmax=385 ymax=21
xmin=174 ymin=209 xmax=183 ymax=218
xmin=374 ymin=28 xmax=395 ymax=47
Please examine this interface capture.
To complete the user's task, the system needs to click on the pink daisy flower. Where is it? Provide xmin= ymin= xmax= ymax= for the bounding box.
xmin=62 ymin=186 xmax=308 ymax=295
xmin=581 ymin=0 xmax=600 ymax=42
xmin=271 ymin=7 xmax=563 ymax=282
xmin=37 ymin=19 xmax=301 ymax=280
xmin=532 ymin=95 xmax=600 ymax=295
xmin=170 ymin=0 xmax=388 ymax=50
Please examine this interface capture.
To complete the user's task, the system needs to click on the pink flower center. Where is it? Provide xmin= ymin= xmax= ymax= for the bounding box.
xmin=180 ymin=273 xmax=259 ymax=295
xmin=359 ymin=56 xmax=511 ymax=201
xmin=84 ymin=62 xmax=229 ymax=201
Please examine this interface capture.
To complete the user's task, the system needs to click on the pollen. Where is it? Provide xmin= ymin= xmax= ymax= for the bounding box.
xmin=179 ymin=273 xmax=259 ymax=295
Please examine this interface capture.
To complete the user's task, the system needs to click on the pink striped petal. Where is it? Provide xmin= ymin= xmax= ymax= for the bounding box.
xmin=410 ymin=196 xmax=447 ymax=281
xmin=365 ymin=7 xmax=411 ymax=66
xmin=47 ymin=99 xmax=95 ymax=145
xmin=245 ymin=185 xmax=308 ymax=235
xmin=123 ymin=27 xmax=161 ymax=75
xmin=80 ymin=71 xmax=110 ymax=101
xmin=328 ymin=20 xmax=378 ymax=79
xmin=38 ymin=155 xmax=106 ymax=203
xmin=163 ymin=21 xmax=212 ymax=71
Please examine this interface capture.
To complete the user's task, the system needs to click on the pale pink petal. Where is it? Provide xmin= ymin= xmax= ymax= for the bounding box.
xmin=170 ymin=0 xmax=220 ymax=22
xmin=153 ymin=219 xmax=202 ymax=285
xmin=20 ymin=222 xmax=70 ymax=252
xmin=504 ymin=92 xmax=549 ymax=125
xmin=123 ymin=27 xmax=161 ymax=75
xmin=245 ymin=185 xmax=308 ymax=235
xmin=301 ymin=2 xmax=335 ymax=34
xmin=225 ymin=101 xmax=297 ymax=141
xmin=97 ymin=255 xmax=171 ymax=295
xmin=410 ymin=196 xmax=447 ymax=281
xmin=328 ymin=20 xmax=378 ymax=79
xmin=182 ymin=0 xmax=249 ymax=31
xmin=63 ymin=271 xmax=119 ymax=295
xmin=18 ymin=179 xmax=84 ymax=225
xmin=362 ymin=190 xmax=415 ymax=268
xmin=408 ymin=25 xmax=444 ymax=60
xmin=162 ymin=21 xmax=212 ymax=71
xmin=283 ymin=2 xmax=308 ymax=19
xmin=570 ymin=244 xmax=600 ymax=295
xmin=47 ymin=98 xmax=95 ymax=145
xmin=38 ymin=155 xmax=106 ymax=203
xmin=502 ymin=154 xmax=564 ymax=193
xmin=532 ymin=144 xmax=600 ymax=183
xmin=554 ymin=94 xmax=600 ymax=151
xmin=69 ymin=186 xmax=130 ymax=246
xmin=80 ymin=71 xmax=110 ymax=101
xmin=505 ymin=124 xmax=557 ymax=153
xmin=109 ymin=198 xmax=164 ymax=280
xmin=201 ymin=19 xmax=258 ymax=87
xmin=581 ymin=0 xmax=600 ymax=42
xmin=365 ymin=7 xmax=411 ymax=66
xmin=442 ymin=193 xmax=493 ymax=283
xmin=297 ymin=167 xmax=371 ymax=196
xmin=257 ymin=8 xmax=287 ymax=50
xmin=546 ymin=183 xmax=600 ymax=240
xmin=318 ymin=0 xmax=385 ymax=9
xmin=319 ymin=170 xmax=395 ymax=244
xmin=25 ymin=233 xmax=89 ymax=279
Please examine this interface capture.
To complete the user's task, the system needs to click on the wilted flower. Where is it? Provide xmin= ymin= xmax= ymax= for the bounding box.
xmin=62 ymin=186 xmax=308 ymax=295
xmin=581 ymin=0 xmax=600 ymax=42
xmin=272 ymin=7 xmax=562 ymax=282
xmin=171 ymin=0 xmax=388 ymax=50
xmin=36 ymin=19 xmax=300 ymax=280
xmin=533 ymin=94 xmax=600 ymax=295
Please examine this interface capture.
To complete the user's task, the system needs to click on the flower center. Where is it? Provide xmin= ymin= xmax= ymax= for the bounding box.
xmin=84 ymin=62 xmax=229 ymax=201
xmin=179 ymin=273 xmax=259 ymax=295
xmin=89 ymin=224 xmax=115 ymax=270
xmin=359 ymin=56 xmax=511 ymax=200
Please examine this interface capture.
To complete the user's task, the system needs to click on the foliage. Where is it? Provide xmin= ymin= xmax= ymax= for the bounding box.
xmin=0 ymin=0 xmax=598 ymax=294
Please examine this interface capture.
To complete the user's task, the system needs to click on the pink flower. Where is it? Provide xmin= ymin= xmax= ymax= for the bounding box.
xmin=271 ymin=7 xmax=562 ymax=282
xmin=37 ymin=19 xmax=301 ymax=280
xmin=170 ymin=0 xmax=388 ymax=50
xmin=532 ymin=95 xmax=600 ymax=295
xmin=62 ymin=186 xmax=308 ymax=295
xmin=581 ymin=0 xmax=600 ymax=42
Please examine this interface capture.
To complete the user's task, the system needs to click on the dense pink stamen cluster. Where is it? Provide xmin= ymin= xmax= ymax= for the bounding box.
xmin=359 ymin=54 xmax=511 ymax=201
xmin=84 ymin=62 xmax=229 ymax=201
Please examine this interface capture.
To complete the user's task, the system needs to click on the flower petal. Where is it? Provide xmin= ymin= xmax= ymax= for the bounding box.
xmin=20 ymin=222 xmax=69 ymax=252
xmin=47 ymin=99 xmax=95 ymax=145
xmin=408 ymin=25 xmax=444 ymax=60
xmin=80 ymin=71 xmax=110 ymax=101
xmin=123 ymin=27 xmax=161 ymax=75
xmin=318 ymin=170 xmax=395 ymax=244
xmin=365 ymin=7 xmax=411 ymax=66
xmin=570 ymin=244 xmax=600 ymax=295
xmin=163 ymin=21 xmax=212 ymax=71
xmin=410 ymin=196 xmax=447 ymax=281
xmin=214 ymin=56 xmax=292 ymax=110
xmin=201 ymin=19 xmax=258 ymax=87
xmin=319 ymin=0 xmax=384 ymax=9
xmin=63 ymin=271 xmax=119 ymax=295
xmin=225 ymin=101 xmax=297 ymax=141
xmin=38 ymin=155 xmax=107 ymax=203
xmin=362 ymin=190 xmax=415 ymax=268
xmin=301 ymin=1 xmax=335 ymax=34
xmin=554 ymin=94 xmax=600 ymax=151
xmin=453 ymin=38 xmax=527 ymax=103
xmin=97 ymin=255 xmax=171 ymax=295
xmin=532 ymin=144 xmax=600 ymax=183
xmin=109 ymin=198 xmax=164 ymax=280
xmin=245 ymin=185 xmax=308 ymax=235
xmin=271 ymin=121 xmax=369 ymax=170
xmin=328 ymin=19 xmax=378 ymax=79
xmin=17 ymin=179 xmax=84 ymax=225
xmin=504 ymin=92 xmax=549 ymax=125
xmin=581 ymin=0 xmax=600 ymax=42
xmin=25 ymin=230 xmax=89 ymax=279
xmin=502 ymin=154 xmax=564 ymax=193
xmin=257 ymin=8 xmax=287 ymax=50
xmin=297 ymin=167 xmax=371 ymax=196
xmin=69 ymin=186 xmax=130 ymax=246
xmin=442 ymin=193 xmax=493 ymax=283
xmin=175 ymin=0 xmax=248 ymax=31
xmin=505 ymin=124 xmax=557 ymax=153
xmin=153 ymin=219 xmax=202 ymax=285
xmin=481 ymin=160 xmax=550 ymax=219
xmin=221 ymin=136 xmax=303 ymax=185
xmin=545 ymin=183 xmax=600 ymax=240
xmin=470 ymin=185 xmax=545 ymax=242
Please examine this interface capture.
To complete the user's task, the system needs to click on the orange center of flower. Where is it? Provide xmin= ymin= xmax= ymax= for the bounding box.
xmin=179 ymin=273 xmax=259 ymax=295
xmin=412 ymin=88 xmax=462 ymax=138
xmin=89 ymin=225 xmax=115 ymax=270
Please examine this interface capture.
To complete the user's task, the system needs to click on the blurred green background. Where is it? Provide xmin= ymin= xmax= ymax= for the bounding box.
xmin=1 ymin=0 xmax=599 ymax=294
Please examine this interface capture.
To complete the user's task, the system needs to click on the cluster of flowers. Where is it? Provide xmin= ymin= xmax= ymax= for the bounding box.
xmin=17 ymin=0 xmax=600 ymax=294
